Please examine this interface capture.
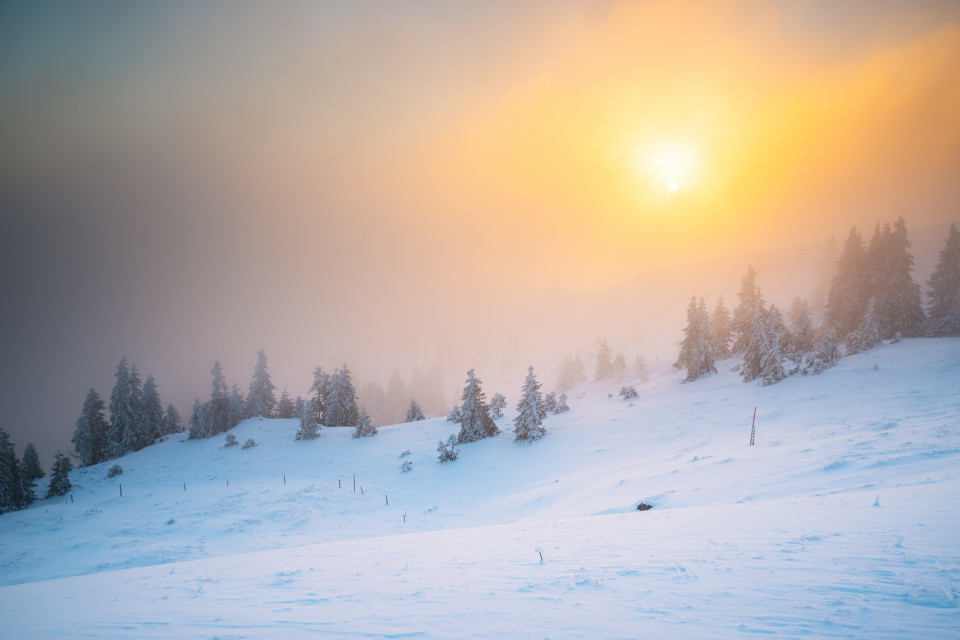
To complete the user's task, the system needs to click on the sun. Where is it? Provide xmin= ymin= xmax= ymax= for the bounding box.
xmin=637 ymin=139 xmax=700 ymax=193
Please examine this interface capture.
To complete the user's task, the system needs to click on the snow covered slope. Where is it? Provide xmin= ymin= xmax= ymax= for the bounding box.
xmin=2 ymin=339 xmax=958 ymax=638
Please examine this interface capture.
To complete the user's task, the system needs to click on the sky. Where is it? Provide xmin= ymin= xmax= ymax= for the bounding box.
xmin=2 ymin=0 xmax=959 ymax=463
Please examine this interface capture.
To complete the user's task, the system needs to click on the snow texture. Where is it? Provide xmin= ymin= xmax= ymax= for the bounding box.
xmin=1 ymin=339 xmax=959 ymax=638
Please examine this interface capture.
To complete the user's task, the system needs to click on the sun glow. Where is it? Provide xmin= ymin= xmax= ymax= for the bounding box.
xmin=641 ymin=139 xmax=700 ymax=193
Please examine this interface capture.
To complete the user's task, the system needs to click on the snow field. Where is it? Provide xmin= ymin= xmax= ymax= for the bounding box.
xmin=1 ymin=338 xmax=958 ymax=638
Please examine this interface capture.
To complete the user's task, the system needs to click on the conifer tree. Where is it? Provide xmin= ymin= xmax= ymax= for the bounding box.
xmin=295 ymin=400 xmax=320 ymax=440
xmin=803 ymin=330 xmax=841 ymax=375
xmin=926 ymin=223 xmax=960 ymax=336
xmin=107 ymin=358 xmax=135 ymax=458
xmin=513 ymin=366 xmax=546 ymax=443
xmin=786 ymin=298 xmax=815 ymax=363
xmin=276 ymin=389 xmax=296 ymax=419
xmin=594 ymin=339 xmax=614 ymax=381
xmin=847 ymin=297 xmax=881 ymax=354
xmin=405 ymin=399 xmax=426 ymax=422
xmin=353 ymin=410 xmax=377 ymax=438
xmin=162 ymin=403 xmax=182 ymax=435
xmin=741 ymin=302 xmax=768 ymax=382
xmin=386 ymin=369 xmax=410 ymax=425
xmin=759 ymin=304 xmax=787 ymax=385
xmin=188 ymin=398 xmax=213 ymax=440
xmin=323 ymin=364 xmax=359 ymax=427
xmin=490 ymin=393 xmax=507 ymax=419
xmin=208 ymin=360 xmax=230 ymax=435
xmin=826 ymin=227 xmax=868 ymax=337
xmin=711 ymin=297 xmax=732 ymax=359
xmin=634 ymin=356 xmax=649 ymax=381
xmin=21 ymin=443 xmax=44 ymax=481
xmin=125 ymin=364 xmax=145 ymax=453
xmin=243 ymin=349 xmax=276 ymax=419
xmin=676 ymin=297 xmax=717 ymax=382
xmin=310 ymin=366 xmax=331 ymax=425
xmin=457 ymin=369 xmax=498 ymax=444
xmin=446 ymin=405 xmax=462 ymax=423
xmin=612 ymin=353 xmax=627 ymax=380
xmin=874 ymin=217 xmax=925 ymax=337
xmin=227 ymin=384 xmax=245 ymax=429
xmin=45 ymin=451 xmax=73 ymax=498
xmin=0 ymin=429 xmax=30 ymax=513
xmin=140 ymin=374 xmax=164 ymax=446
xmin=732 ymin=266 xmax=764 ymax=353
xmin=556 ymin=393 xmax=570 ymax=413
xmin=73 ymin=388 xmax=109 ymax=467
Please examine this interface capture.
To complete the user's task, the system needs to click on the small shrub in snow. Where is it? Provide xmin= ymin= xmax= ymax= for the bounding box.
xmin=619 ymin=386 xmax=639 ymax=400
xmin=106 ymin=464 xmax=123 ymax=478
xmin=802 ymin=331 xmax=841 ymax=375
xmin=241 ymin=438 xmax=257 ymax=450
xmin=543 ymin=391 xmax=558 ymax=413
xmin=636 ymin=502 xmax=653 ymax=511
xmin=437 ymin=435 xmax=460 ymax=463
xmin=224 ymin=434 xmax=238 ymax=448
xmin=399 ymin=450 xmax=411 ymax=459
xmin=446 ymin=405 xmax=462 ymax=423
xmin=400 ymin=459 xmax=413 ymax=473
xmin=555 ymin=393 xmax=570 ymax=413
xmin=490 ymin=393 xmax=507 ymax=420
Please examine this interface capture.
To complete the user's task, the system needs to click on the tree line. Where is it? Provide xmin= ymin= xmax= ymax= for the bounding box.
xmin=675 ymin=218 xmax=960 ymax=384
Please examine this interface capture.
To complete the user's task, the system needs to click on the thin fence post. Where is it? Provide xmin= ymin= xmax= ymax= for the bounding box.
xmin=283 ymin=474 xmax=286 ymax=484
xmin=70 ymin=493 xmax=74 ymax=504
xmin=339 ymin=478 xmax=341 ymax=489
xmin=385 ymin=494 xmax=389 ymax=506
xmin=749 ymin=406 xmax=756 ymax=446
xmin=184 ymin=482 xmax=187 ymax=492
xmin=119 ymin=483 xmax=123 ymax=497
xmin=360 ymin=486 xmax=364 ymax=494
xmin=353 ymin=474 xmax=356 ymax=492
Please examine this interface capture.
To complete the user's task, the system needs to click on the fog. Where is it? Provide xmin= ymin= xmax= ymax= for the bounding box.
xmin=2 ymin=1 xmax=959 ymax=463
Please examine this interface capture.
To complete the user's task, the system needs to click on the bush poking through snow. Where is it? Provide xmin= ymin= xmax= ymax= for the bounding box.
xmin=241 ymin=438 xmax=257 ymax=450
xmin=636 ymin=502 xmax=653 ymax=511
xmin=400 ymin=459 xmax=413 ymax=473
xmin=619 ymin=386 xmax=639 ymax=400
xmin=106 ymin=464 xmax=123 ymax=478
xmin=437 ymin=435 xmax=460 ymax=463
xmin=224 ymin=434 xmax=238 ymax=448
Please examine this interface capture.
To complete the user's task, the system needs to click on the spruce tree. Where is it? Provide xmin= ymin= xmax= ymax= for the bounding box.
xmin=732 ymin=266 xmax=764 ymax=353
xmin=125 ymin=364 xmax=146 ymax=453
xmin=490 ymin=393 xmax=507 ymax=419
xmin=457 ymin=369 xmax=498 ymax=444
xmin=543 ymin=391 xmax=558 ymax=413
xmin=0 ymin=429 xmax=29 ymax=513
xmin=786 ymin=298 xmax=815 ymax=364
xmin=295 ymin=400 xmax=320 ymax=440
xmin=676 ymin=297 xmax=716 ymax=382
xmin=208 ymin=360 xmax=230 ymax=435
xmin=826 ymin=227 xmax=868 ymax=337
xmin=926 ymin=223 xmax=960 ymax=336
xmin=276 ymin=389 xmax=296 ymax=419
xmin=243 ymin=349 xmax=276 ymax=419
xmin=323 ymin=364 xmax=359 ymax=427
xmin=847 ymin=296 xmax=881 ymax=354
xmin=310 ymin=366 xmax=331 ymax=425
xmin=140 ymin=375 xmax=164 ymax=447
xmin=386 ymin=369 xmax=409 ymax=425
xmin=711 ymin=297 xmax=732 ymax=359
xmin=557 ymin=355 xmax=587 ymax=392
xmin=45 ymin=451 xmax=73 ymax=498
xmin=594 ymin=339 xmax=614 ymax=381
xmin=612 ymin=353 xmax=627 ymax=380
xmin=21 ymin=443 xmax=44 ymax=481
xmin=353 ymin=410 xmax=377 ymax=438
xmin=556 ymin=393 xmax=570 ymax=413
xmin=107 ymin=358 xmax=135 ymax=458
xmin=72 ymin=388 xmax=109 ymax=467
xmin=759 ymin=304 xmax=787 ymax=385
xmin=875 ymin=217 xmax=925 ymax=338
xmin=188 ymin=398 xmax=213 ymax=440
xmin=405 ymin=399 xmax=426 ymax=422
xmin=227 ymin=384 xmax=245 ymax=429
xmin=513 ymin=366 xmax=546 ymax=443
xmin=740 ymin=302 xmax=768 ymax=382
xmin=162 ymin=403 xmax=182 ymax=435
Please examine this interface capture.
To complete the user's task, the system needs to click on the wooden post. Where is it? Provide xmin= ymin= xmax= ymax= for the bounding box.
xmin=283 ymin=474 xmax=286 ymax=484
xmin=360 ymin=486 xmax=364 ymax=494
xmin=184 ymin=482 xmax=187 ymax=492
xmin=749 ymin=406 xmax=756 ymax=446
xmin=338 ymin=478 xmax=341 ymax=489
xmin=385 ymin=494 xmax=389 ymax=506
xmin=70 ymin=493 xmax=74 ymax=504
xmin=403 ymin=511 xmax=406 ymax=522
xmin=227 ymin=479 xmax=229 ymax=487
xmin=119 ymin=483 xmax=123 ymax=497
xmin=353 ymin=474 xmax=356 ymax=492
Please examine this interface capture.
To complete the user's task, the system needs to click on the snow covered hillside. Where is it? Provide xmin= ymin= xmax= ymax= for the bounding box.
xmin=2 ymin=339 xmax=959 ymax=639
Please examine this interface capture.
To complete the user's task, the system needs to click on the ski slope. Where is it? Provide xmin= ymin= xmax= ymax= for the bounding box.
xmin=1 ymin=339 xmax=958 ymax=638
